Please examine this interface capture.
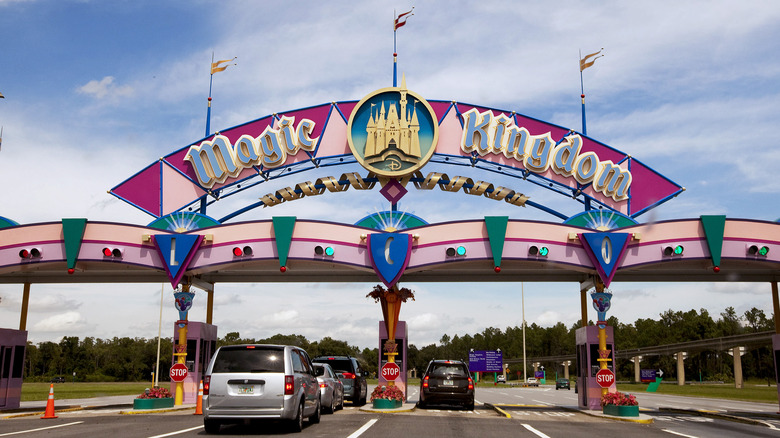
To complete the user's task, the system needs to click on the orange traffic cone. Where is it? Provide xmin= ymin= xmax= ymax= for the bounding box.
xmin=193 ymin=380 xmax=203 ymax=415
xmin=41 ymin=383 xmax=58 ymax=419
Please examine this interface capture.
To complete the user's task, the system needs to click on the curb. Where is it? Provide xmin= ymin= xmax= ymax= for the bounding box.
xmin=120 ymin=406 xmax=195 ymax=415
xmin=358 ymin=403 xmax=417 ymax=414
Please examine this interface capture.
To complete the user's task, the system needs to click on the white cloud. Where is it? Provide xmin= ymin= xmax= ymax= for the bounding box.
xmin=77 ymin=76 xmax=134 ymax=100
xmin=32 ymin=311 xmax=91 ymax=333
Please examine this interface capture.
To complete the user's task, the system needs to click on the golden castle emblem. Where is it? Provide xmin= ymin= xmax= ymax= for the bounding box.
xmin=364 ymin=76 xmax=421 ymax=170
xmin=347 ymin=75 xmax=438 ymax=178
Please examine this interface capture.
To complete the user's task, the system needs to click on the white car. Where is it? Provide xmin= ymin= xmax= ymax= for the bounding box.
xmin=526 ymin=377 xmax=539 ymax=387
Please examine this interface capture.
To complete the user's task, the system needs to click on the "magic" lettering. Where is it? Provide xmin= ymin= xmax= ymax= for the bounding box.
xmin=186 ymin=116 xmax=318 ymax=188
xmin=460 ymin=108 xmax=631 ymax=201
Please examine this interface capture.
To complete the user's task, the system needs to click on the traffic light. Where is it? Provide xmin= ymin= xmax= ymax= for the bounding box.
xmin=528 ymin=245 xmax=549 ymax=257
xmin=446 ymin=246 xmax=467 ymax=257
xmin=663 ymin=245 xmax=684 ymax=256
xmin=314 ymin=245 xmax=335 ymax=256
xmin=101 ymin=247 xmax=123 ymax=258
xmin=748 ymin=245 xmax=770 ymax=256
xmin=232 ymin=246 xmax=253 ymax=257
xmin=19 ymin=248 xmax=42 ymax=259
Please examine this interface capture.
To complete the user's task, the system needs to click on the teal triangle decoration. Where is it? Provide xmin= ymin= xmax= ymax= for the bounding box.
xmin=62 ymin=218 xmax=87 ymax=270
xmin=272 ymin=216 xmax=296 ymax=268
xmin=700 ymin=215 xmax=726 ymax=267
xmin=153 ymin=234 xmax=204 ymax=288
xmin=578 ymin=232 xmax=631 ymax=288
xmin=484 ymin=216 xmax=508 ymax=268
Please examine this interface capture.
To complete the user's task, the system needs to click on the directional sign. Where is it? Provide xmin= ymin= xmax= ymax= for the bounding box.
xmin=381 ymin=362 xmax=401 ymax=381
xmin=595 ymin=368 xmax=615 ymax=388
xmin=170 ymin=363 xmax=189 ymax=382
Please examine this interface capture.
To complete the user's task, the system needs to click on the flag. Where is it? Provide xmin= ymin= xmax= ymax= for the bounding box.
xmin=580 ymin=49 xmax=603 ymax=71
xmin=394 ymin=8 xmax=414 ymax=30
xmin=0 ymin=91 xmax=4 ymax=98
xmin=211 ymin=57 xmax=236 ymax=75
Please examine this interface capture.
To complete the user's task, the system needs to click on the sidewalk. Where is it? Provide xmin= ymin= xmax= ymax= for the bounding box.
xmin=1 ymin=395 xmax=196 ymax=419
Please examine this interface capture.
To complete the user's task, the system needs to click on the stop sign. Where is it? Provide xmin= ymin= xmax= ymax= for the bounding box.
xmin=595 ymin=368 xmax=615 ymax=388
xmin=170 ymin=363 xmax=189 ymax=382
xmin=381 ymin=362 xmax=401 ymax=381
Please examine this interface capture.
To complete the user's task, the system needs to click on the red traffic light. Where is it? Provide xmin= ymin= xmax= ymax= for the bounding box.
xmin=232 ymin=246 xmax=253 ymax=257
xmin=102 ymin=247 xmax=123 ymax=257
xmin=19 ymin=248 xmax=42 ymax=259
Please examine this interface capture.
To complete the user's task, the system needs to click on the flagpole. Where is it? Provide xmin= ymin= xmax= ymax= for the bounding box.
xmin=393 ymin=10 xmax=398 ymax=87
xmin=206 ymin=52 xmax=214 ymax=138
xmin=580 ymin=50 xmax=587 ymax=136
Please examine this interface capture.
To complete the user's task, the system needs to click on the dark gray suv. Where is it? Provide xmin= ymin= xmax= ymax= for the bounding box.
xmin=312 ymin=356 xmax=367 ymax=405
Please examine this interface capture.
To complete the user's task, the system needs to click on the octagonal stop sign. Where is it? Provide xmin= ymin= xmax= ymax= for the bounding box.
xmin=381 ymin=362 xmax=401 ymax=381
xmin=595 ymin=368 xmax=615 ymax=388
xmin=170 ymin=363 xmax=188 ymax=383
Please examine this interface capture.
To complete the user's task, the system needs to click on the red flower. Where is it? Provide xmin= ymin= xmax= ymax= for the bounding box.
xmin=600 ymin=391 xmax=638 ymax=407
xmin=370 ymin=385 xmax=405 ymax=402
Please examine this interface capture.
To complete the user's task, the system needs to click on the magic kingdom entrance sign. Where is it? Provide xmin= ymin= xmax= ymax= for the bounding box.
xmin=110 ymin=78 xmax=682 ymax=224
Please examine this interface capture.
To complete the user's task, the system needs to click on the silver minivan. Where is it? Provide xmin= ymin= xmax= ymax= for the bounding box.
xmin=203 ymin=344 xmax=321 ymax=433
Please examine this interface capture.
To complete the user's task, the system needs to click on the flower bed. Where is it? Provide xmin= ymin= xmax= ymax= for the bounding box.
xmin=601 ymin=391 xmax=639 ymax=417
xmin=134 ymin=387 xmax=173 ymax=410
xmin=370 ymin=385 xmax=404 ymax=409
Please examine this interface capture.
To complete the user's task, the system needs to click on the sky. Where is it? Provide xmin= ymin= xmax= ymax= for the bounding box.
xmin=1 ymin=0 xmax=780 ymax=352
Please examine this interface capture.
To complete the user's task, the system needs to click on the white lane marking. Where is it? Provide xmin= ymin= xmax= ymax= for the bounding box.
xmin=347 ymin=418 xmax=378 ymax=438
xmin=147 ymin=426 xmax=204 ymax=438
xmin=0 ymin=422 xmax=84 ymax=437
xmin=522 ymin=424 xmax=551 ymax=438
xmin=475 ymin=399 xmax=484 ymax=405
xmin=532 ymin=399 xmax=553 ymax=405
xmin=661 ymin=429 xmax=699 ymax=438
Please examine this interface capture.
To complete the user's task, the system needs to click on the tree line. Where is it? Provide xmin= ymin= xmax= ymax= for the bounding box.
xmin=22 ymin=306 xmax=775 ymax=383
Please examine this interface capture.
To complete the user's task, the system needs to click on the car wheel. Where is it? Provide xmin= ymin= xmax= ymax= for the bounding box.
xmin=556 ymin=387 xmax=559 ymax=390
xmin=327 ymin=389 xmax=336 ymax=414
xmin=310 ymin=397 xmax=321 ymax=424
xmin=204 ymin=419 xmax=220 ymax=434
xmin=466 ymin=400 xmax=475 ymax=411
xmin=290 ymin=401 xmax=304 ymax=433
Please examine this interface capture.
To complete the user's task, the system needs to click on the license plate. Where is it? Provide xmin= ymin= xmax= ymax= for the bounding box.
xmin=442 ymin=379 xmax=454 ymax=386
xmin=238 ymin=385 xmax=254 ymax=394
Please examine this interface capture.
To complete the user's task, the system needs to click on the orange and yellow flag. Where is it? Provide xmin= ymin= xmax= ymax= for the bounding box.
xmin=211 ymin=57 xmax=236 ymax=75
xmin=580 ymin=49 xmax=603 ymax=72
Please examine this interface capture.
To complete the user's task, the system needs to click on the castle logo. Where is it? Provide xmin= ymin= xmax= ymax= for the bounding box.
xmin=348 ymin=76 xmax=438 ymax=177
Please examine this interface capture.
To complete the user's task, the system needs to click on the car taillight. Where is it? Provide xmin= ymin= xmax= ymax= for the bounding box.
xmin=341 ymin=372 xmax=355 ymax=379
xmin=203 ymin=375 xmax=210 ymax=395
xmin=285 ymin=375 xmax=294 ymax=395
xmin=468 ymin=377 xmax=474 ymax=390
xmin=423 ymin=376 xmax=429 ymax=388
xmin=320 ymin=383 xmax=327 ymax=389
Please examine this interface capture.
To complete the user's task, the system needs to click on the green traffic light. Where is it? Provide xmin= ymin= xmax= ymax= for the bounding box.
xmin=674 ymin=245 xmax=684 ymax=255
xmin=456 ymin=246 xmax=466 ymax=256
xmin=759 ymin=246 xmax=769 ymax=256
xmin=325 ymin=247 xmax=335 ymax=256
xmin=539 ymin=247 xmax=549 ymax=256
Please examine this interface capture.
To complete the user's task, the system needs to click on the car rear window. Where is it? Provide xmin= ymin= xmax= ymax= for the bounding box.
xmin=314 ymin=359 xmax=353 ymax=374
xmin=430 ymin=363 xmax=468 ymax=377
xmin=212 ymin=346 xmax=285 ymax=373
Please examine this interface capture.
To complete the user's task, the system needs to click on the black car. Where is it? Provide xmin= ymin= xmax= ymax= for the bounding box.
xmin=50 ymin=376 xmax=66 ymax=383
xmin=418 ymin=359 xmax=474 ymax=410
xmin=312 ymin=356 xmax=367 ymax=405
xmin=555 ymin=378 xmax=571 ymax=390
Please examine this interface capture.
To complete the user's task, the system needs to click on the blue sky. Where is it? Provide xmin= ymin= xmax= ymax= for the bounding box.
xmin=1 ymin=0 xmax=780 ymax=350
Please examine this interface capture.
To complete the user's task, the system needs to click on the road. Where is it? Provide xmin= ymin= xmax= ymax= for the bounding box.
xmin=1 ymin=385 xmax=778 ymax=437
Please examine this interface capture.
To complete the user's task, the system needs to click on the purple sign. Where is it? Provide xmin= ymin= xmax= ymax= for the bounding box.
xmin=640 ymin=369 xmax=657 ymax=383
xmin=468 ymin=350 xmax=503 ymax=373
xmin=534 ymin=371 xmax=545 ymax=379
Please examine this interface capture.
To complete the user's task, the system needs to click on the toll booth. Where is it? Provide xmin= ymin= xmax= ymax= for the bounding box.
xmin=576 ymin=325 xmax=616 ymax=410
xmin=0 ymin=328 xmax=27 ymax=410
xmin=378 ymin=321 xmax=408 ymax=401
xmin=773 ymin=334 xmax=780 ymax=411
xmin=172 ymin=321 xmax=217 ymax=403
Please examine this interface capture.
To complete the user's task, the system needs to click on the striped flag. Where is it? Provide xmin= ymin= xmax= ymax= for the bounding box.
xmin=394 ymin=8 xmax=414 ymax=30
xmin=580 ymin=49 xmax=603 ymax=71
xmin=211 ymin=57 xmax=237 ymax=75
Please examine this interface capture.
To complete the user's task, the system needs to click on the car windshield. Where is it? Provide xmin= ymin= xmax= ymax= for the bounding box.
xmin=429 ymin=363 xmax=467 ymax=377
xmin=212 ymin=346 xmax=285 ymax=373
xmin=315 ymin=359 xmax=353 ymax=374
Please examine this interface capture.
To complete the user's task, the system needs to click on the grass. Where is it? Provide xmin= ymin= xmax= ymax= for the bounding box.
xmin=617 ymin=381 xmax=779 ymax=404
xmin=21 ymin=382 xmax=155 ymax=402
